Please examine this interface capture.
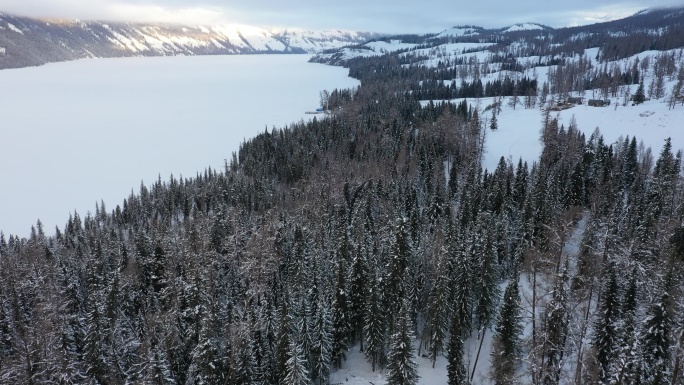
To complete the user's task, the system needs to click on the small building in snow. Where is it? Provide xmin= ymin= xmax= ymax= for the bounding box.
xmin=588 ymin=99 xmax=610 ymax=107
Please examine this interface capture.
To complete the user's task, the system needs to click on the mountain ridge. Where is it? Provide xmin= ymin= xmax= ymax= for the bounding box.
xmin=0 ymin=11 xmax=381 ymax=69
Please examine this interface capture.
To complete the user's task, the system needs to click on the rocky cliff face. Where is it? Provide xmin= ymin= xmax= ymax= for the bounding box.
xmin=0 ymin=12 xmax=379 ymax=69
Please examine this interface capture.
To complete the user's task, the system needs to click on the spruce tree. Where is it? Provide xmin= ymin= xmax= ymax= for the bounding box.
xmin=593 ymin=263 xmax=620 ymax=385
xmin=634 ymin=80 xmax=646 ymax=104
xmin=641 ymin=290 xmax=671 ymax=385
xmin=447 ymin=312 xmax=468 ymax=385
xmin=540 ymin=265 xmax=569 ymax=385
xmin=363 ymin=274 xmax=386 ymax=372
xmin=491 ymin=279 xmax=522 ymax=385
xmin=310 ymin=300 xmax=332 ymax=385
xmin=283 ymin=340 xmax=311 ymax=385
xmin=490 ymin=111 xmax=498 ymax=130
xmin=386 ymin=302 xmax=419 ymax=385
xmin=331 ymin=255 xmax=350 ymax=368
xmin=425 ymin=255 xmax=450 ymax=368
xmin=612 ymin=268 xmax=640 ymax=384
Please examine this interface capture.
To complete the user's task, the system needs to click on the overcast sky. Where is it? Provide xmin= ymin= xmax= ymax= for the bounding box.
xmin=2 ymin=1 xmax=683 ymax=34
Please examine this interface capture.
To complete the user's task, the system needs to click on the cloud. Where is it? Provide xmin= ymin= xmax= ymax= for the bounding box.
xmin=2 ymin=0 xmax=682 ymax=33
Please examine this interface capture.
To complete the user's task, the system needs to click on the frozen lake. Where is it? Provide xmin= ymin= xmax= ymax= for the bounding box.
xmin=0 ymin=55 xmax=359 ymax=237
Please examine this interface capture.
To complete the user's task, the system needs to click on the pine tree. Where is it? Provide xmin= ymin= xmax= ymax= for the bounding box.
xmin=189 ymin=313 xmax=224 ymax=385
xmin=490 ymin=111 xmax=498 ymax=130
xmin=147 ymin=342 xmax=177 ymax=385
xmin=310 ymin=300 xmax=332 ymax=385
xmin=275 ymin=298 xmax=292 ymax=385
xmin=641 ymin=290 xmax=672 ymax=385
xmin=540 ymin=266 xmax=569 ymax=385
xmin=491 ymin=279 xmax=522 ymax=385
xmin=425 ymin=249 xmax=450 ymax=368
xmin=473 ymin=214 xmax=500 ymax=330
xmin=386 ymin=303 xmax=419 ymax=385
xmin=331 ymin=254 xmax=350 ymax=368
xmin=363 ymin=273 xmax=386 ymax=372
xmin=593 ymin=263 xmax=620 ymax=385
xmin=234 ymin=335 xmax=255 ymax=385
xmin=283 ymin=340 xmax=311 ymax=385
xmin=611 ymin=268 xmax=640 ymax=384
xmin=387 ymin=217 xmax=411 ymax=320
xmin=349 ymin=247 xmax=368 ymax=349
xmin=447 ymin=312 xmax=468 ymax=385
xmin=451 ymin=238 xmax=472 ymax=336
xmin=634 ymin=80 xmax=646 ymax=104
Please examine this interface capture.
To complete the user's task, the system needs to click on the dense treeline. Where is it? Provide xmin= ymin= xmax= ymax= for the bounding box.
xmin=2 ymin=12 xmax=684 ymax=385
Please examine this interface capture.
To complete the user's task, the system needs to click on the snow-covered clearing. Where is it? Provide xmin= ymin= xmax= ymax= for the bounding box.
xmin=0 ymin=55 xmax=359 ymax=237
xmin=330 ymin=342 xmax=449 ymax=385
xmin=446 ymin=89 xmax=684 ymax=172
xmin=419 ymin=47 xmax=684 ymax=172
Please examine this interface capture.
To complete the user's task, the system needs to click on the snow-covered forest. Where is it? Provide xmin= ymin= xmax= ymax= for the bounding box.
xmin=2 ymin=7 xmax=684 ymax=385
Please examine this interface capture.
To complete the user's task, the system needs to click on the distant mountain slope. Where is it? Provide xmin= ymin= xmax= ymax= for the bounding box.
xmin=0 ymin=12 xmax=380 ymax=69
xmin=312 ymin=6 xmax=684 ymax=65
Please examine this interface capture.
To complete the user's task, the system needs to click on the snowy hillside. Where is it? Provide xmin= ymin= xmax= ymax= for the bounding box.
xmin=313 ymin=7 xmax=684 ymax=385
xmin=0 ymin=11 xmax=380 ymax=69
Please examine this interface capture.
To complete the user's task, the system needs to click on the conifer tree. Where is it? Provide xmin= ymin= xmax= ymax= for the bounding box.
xmin=447 ymin=311 xmax=468 ymax=385
xmin=491 ymin=279 xmax=522 ymax=385
xmin=386 ymin=216 xmax=411 ymax=324
xmin=386 ymin=302 xmax=419 ymax=385
xmin=148 ymin=341 xmax=177 ymax=385
xmin=331 ymin=255 xmax=350 ymax=368
xmin=349 ymin=246 xmax=368 ymax=349
xmin=593 ymin=263 xmax=619 ymax=385
xmin=540 ymin=265 xmax=569 ymax=385
xmin=310 ymin=299 xmax=332 ymax=385
xmin=611 ymin=268 xmax=640 ymax=383
xmin=363 ymin=273 xmax=386 ymax=372
xmin=490 ymin=111 xmax=498 ymax=130
xmin=275 ymin=299 xmax=292 ymax=385
xmin=641 ymin=290 xmax=672 ymax=385
xmin=425 ymin=249 xmax=450 ymax=368
xmin=634 ymin=80 xmax=646 ymax=104
xmin=283 ymin=340 xmax=311 ymax=385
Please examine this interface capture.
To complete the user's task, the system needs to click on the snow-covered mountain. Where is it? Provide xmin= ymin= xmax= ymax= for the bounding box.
xmin=0 ymin=12 xmax=380 ymax=69
xmin=311 ymin=7 xmax=683 ymax=65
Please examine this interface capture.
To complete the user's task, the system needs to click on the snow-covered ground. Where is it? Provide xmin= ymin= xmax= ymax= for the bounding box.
xmin=439 ymin=87 xmax=684 ymax=173
xmin=416 ymin=46 xmax=684 ymax=172
xmin=0 ymin=55 xmax=359 ymax=237
xmin=330 ymin=342 xmax=449 ymax=385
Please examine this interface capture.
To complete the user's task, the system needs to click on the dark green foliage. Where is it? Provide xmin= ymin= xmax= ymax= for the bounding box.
xmin=641 ymin=290 xmax=671 ymax=385
xmin=633 ymin=81 xmax=646 ymax=104
xmin=363 ymin=274 xmax=386 ymax=372
xmin=593 ymin=263 xmax=620 ymax=384
xmin=490 ymin=111 xmax=498 ymax=130
xmin=331 ymin=256 xmax=350 ymax=368
xmin=447 ymin=311 xmax=468 ymax=385
xmin=386 ymin=303 xmax=419 ymax=385
xmin=283 ymin=340 xmax=311 ymax=385
xmin=491 ymin=279 xmax=522 ymax=385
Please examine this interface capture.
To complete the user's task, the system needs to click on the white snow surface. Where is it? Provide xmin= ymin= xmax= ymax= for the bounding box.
xmin=463 ymin=92 xmax=684 ymax=173
xmin=417 ymin=47 xmax=684 ymax=172
xmin=434 ymin=27 xmax=482 ymax=38
xmin=503 ymin=23 xmax=545 ymax=33
xmin=6 ymin=22 xmax=23 ymax=34
xmin=330 ymin=342 xmax=449 ymax=385
xmin=0 ymin=55 xmax=359 ymax=237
